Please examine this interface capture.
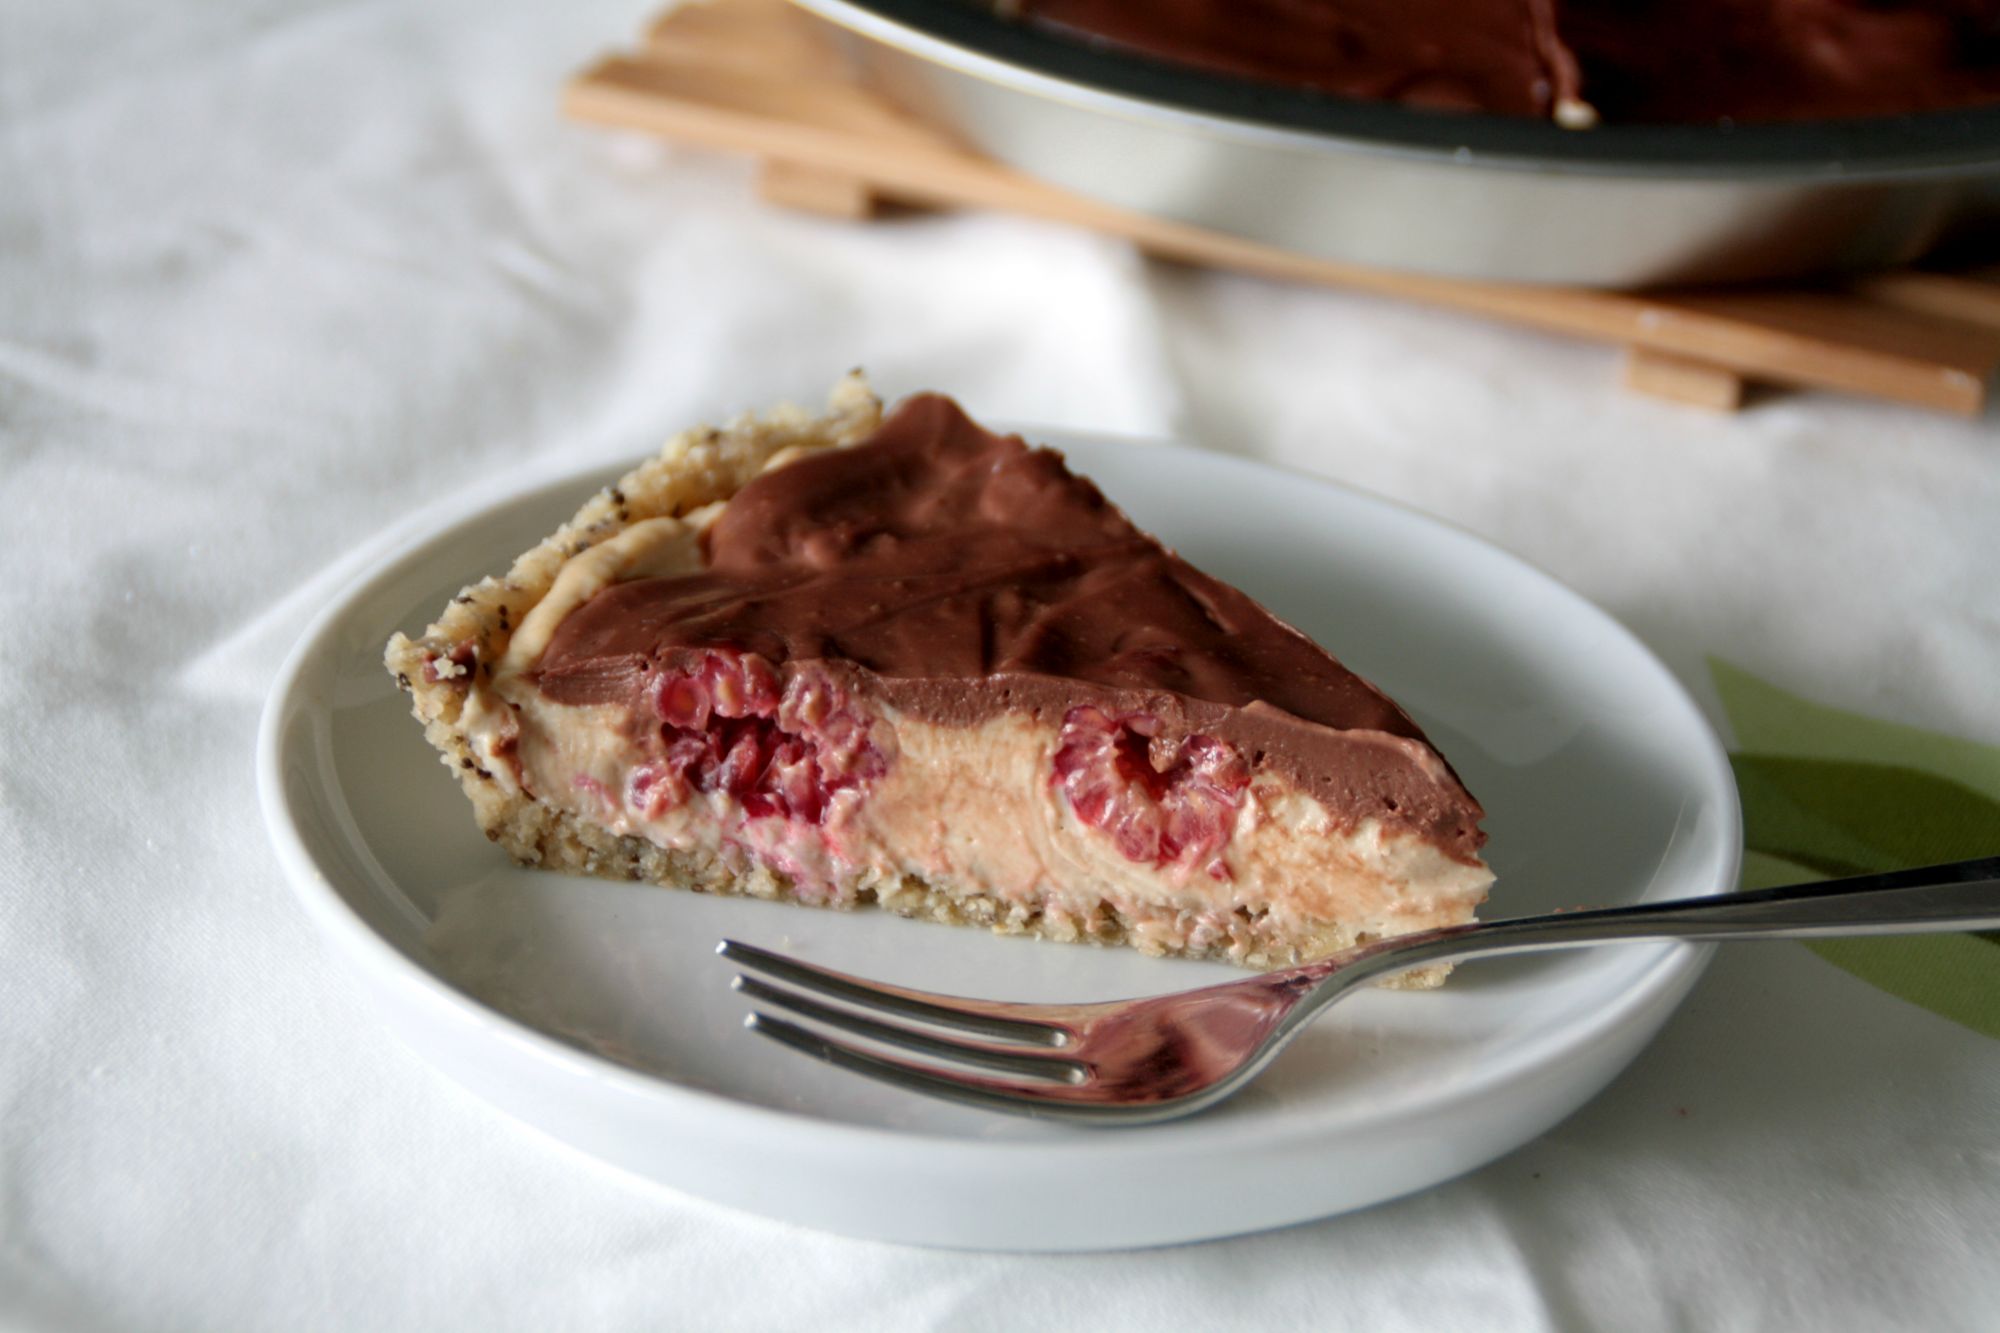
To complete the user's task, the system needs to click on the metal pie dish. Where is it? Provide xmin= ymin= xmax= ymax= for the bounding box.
xmin=790 ymin=0 xmax=2000 ymax=286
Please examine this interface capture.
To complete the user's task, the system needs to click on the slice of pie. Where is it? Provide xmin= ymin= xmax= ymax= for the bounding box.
xmin=387 ymin=376 xmax=1491 ymax=981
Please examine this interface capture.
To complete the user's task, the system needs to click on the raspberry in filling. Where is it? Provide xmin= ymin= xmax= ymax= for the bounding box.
xmin=624 ymin=650 xmax=888 ymax=826
xmin=1052 ymin=705 xmax=1249 ymax=878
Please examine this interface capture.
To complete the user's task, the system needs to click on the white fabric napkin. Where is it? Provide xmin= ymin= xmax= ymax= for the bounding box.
xmin=4 ymin=1 xmax=1996 ymax=1329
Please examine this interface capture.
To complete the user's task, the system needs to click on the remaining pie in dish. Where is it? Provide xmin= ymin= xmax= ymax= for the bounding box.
xmin=386 ymin=377 xmax=1492 ymax=981
xmin=1002 ymin=0 xmax=2000 ymax=126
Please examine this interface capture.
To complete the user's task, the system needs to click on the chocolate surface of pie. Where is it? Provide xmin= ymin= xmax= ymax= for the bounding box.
xmin=1006 ymin=0 xmax=2000 ymax=125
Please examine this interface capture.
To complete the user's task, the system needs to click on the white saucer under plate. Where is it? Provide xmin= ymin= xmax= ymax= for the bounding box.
xmin=259 ymin=428 xmax=1740 ymax=1252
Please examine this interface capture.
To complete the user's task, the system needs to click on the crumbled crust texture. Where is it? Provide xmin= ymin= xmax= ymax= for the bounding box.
xmin=385 ymin=373 xmax=883 ymax=855
xmin=484 ymin=795 xmax=1447 ymax=987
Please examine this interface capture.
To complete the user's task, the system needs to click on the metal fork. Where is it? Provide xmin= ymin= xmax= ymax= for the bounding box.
xmin=719 ymin=856 xmax=2000 ymax=1124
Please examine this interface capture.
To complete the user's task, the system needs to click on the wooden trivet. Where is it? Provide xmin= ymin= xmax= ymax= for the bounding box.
xmin=566 ymin=0 xmax=2000 ymax=416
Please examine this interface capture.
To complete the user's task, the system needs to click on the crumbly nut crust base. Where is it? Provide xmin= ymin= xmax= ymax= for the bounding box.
xmin=487 ymin=789 xmax=1448 ymax=987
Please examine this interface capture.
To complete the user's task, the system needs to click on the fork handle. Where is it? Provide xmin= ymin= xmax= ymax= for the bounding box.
xmin=1335 ymin=854 xmax=2000 ymax=984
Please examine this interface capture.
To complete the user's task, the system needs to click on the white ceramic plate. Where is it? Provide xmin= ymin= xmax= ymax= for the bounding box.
xmin=259 ymin=429 xmax=1739 ymax=1251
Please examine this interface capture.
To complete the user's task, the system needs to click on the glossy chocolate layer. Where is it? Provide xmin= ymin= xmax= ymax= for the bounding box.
xmin=1558 ymin=0 xmax=2000 ymax=124
xmin=1010 ymin=0 xmax=2000 ymax=124
xmin=1017 ymin=0 xmax=1576 ymax=117
xmin=535 ymin=395 xmax=1485 ymax=860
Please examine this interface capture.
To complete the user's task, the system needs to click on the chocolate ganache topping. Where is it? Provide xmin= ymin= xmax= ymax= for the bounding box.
xmin=1015 ymin=0 xmax=1582 ymax=118
xmin=534 ymin=395 xmax=1485 ymax=860
xmin=1008 ymin=0 xmax=2000 ymax=124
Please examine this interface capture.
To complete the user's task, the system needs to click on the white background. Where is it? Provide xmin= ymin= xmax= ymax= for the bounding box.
xmin=3 ymin=1 xmax=1997 ymax=1328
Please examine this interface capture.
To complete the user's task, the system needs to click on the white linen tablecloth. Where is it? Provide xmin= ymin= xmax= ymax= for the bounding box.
xmin=3 ymin=2 xmax=1997 ymax=1328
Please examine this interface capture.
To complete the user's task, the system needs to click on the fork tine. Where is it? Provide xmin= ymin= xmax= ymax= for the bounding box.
xmin=744 ymin=1012 xmax=1124 ymax=1120
xmin=732 ymin=975 xmax=1086 ymax=1083
xmin=716 ymin=939 xmax=1070 ymax=1046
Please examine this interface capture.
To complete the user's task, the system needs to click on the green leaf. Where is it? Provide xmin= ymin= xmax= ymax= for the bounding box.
xmin=1711 ymin=657 xmax=2000 ymax=804
xmin=1729 ymin=754 xmax=2000 ymax=876
xmin=1712 ymin=660 xmax=2000 ymax=1039
xmin=1737 ymin=849 xmax=1823 ymax=892
xmin=1804 ymin=935 xmax=2000 ymax=1041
